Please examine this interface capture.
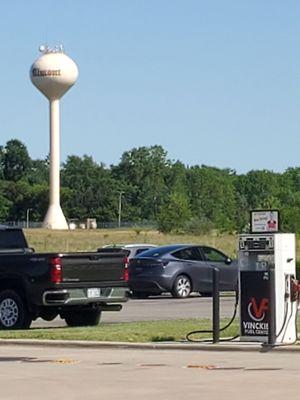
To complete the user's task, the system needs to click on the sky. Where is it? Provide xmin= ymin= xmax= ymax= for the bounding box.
xmin=1 ymin=0 xmax=300 ymax=174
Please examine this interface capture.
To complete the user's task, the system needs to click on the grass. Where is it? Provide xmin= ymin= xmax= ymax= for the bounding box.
xmin=1 ymin=318 xmax=300 ymax=343
xmin=24 ymin=228 xmax=237 ymax=257
xmin=0 ymin=319 xmax=239 ymax=342
xmin=24 ymin=228 xmax=300 ymax=263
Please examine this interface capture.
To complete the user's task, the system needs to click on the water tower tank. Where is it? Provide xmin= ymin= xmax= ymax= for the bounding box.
xmin=30 ymin=50 xmax=78 ymax=100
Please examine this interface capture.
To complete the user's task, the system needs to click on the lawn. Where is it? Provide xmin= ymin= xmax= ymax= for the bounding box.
xmin=24 ymin=228 xmax=238 ymax=257
xmin=24 ymin=228 xmax=300 ymax=264
xmin=0 ymin=319 xmax=238 ymax=342
xmin=0 ymin=318 xmax=299 ymax=343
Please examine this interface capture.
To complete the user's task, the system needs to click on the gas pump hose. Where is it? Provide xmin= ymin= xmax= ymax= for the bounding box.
xmin=262 ymin=297 xmax=298 ymax=348
xmin=186 ymin=289 xmax=239 ymax=343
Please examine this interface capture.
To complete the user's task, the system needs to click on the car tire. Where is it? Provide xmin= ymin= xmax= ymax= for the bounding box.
xmin=64 ymin=309 xmax=102 ymax=327
xmin=131 ymin=291 xmax=150 ymax=299
xmin=171 ymin=275 xmax=192 ymax=298
xmin=0 ymin=289 xmax=32 ymax=330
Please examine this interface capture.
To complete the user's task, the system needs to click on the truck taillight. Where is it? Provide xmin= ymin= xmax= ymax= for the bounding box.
xmin=50 ymin=257 xmax=62 ymax=283
xmin=123 ymin=256 xmax=129 ymax=282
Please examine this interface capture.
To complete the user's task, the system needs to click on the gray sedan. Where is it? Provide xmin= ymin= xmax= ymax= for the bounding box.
xmin=128 ymin=244 xmax=238 ymax=298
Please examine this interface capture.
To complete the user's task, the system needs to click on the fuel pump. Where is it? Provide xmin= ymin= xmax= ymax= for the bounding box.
xmin=238 ymin=233 xmax=298 ymax=344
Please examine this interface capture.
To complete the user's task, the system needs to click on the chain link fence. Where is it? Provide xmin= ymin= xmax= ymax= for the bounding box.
xmin=3 ymin=220 xmax=158 ymax=230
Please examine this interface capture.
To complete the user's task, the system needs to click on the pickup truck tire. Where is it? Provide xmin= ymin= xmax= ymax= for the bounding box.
xmin=0 ymin=289 xmax=32 ymax=330
xmin=64 ymin=309 xmax=102 ymax=327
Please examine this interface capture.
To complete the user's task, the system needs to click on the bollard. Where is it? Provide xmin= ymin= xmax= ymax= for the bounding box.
xmin=212 ymin=267 xmax=220 ymax=343
xmin=268 ymin=269 xmax=276 ymax=346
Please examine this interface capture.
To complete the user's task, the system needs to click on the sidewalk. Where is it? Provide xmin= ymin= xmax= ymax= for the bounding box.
xmin=0 ymin=338 xmax=299 ymax=352
xmin=1 ymin=339 xmax=300 ymax=400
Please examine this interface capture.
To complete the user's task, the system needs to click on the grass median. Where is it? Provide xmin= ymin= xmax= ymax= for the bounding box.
xmin=0 ymin=319 xmax=239 ymax=342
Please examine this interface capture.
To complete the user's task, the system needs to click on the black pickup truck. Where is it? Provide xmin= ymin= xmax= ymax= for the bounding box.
xmin=0 ymin=226 xmax=129 ymax=329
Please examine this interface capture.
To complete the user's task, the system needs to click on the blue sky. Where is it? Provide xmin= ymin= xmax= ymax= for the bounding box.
xmin=1 ymin=0 xmax=300 ymax=173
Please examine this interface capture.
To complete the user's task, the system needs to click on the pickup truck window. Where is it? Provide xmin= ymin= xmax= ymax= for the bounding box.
xmin=0 ymin=229 xmax=28 ymax=250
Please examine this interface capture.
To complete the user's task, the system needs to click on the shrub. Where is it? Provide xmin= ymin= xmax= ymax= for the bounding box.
xmin=183 ymin=216 xmax=214 ymax=235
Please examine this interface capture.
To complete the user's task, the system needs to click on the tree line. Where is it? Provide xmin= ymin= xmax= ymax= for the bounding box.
xmin=1 ymin=139 xmax=300 ymax=233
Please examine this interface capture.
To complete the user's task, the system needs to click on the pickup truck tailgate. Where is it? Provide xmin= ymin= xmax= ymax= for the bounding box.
xmin=60 ymin=252 xmax=126 ymax=283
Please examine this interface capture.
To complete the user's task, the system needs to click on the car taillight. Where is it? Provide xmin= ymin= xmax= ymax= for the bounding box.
xmin=123 ymin=256 xmax=129 ymax=282
xmin=50 ymin=257 xmax=62 ymax=283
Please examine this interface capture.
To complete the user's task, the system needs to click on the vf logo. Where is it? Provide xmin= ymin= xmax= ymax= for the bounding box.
xmin=247 ymin=298 xmax=269 ymax=322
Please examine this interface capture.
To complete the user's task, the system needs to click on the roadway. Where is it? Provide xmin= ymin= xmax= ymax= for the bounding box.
xmin=32 ymin=294 xmax=237 ymax=328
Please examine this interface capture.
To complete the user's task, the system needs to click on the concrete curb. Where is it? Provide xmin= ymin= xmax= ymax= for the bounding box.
xmin=0 ymin=339 xmax=299 ymax=352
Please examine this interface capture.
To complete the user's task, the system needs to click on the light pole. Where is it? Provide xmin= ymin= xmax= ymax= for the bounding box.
xmin=118 ymin=191 xmax=124 ymax=228
xmin=26 ymin=208 xmax=32 ymax=229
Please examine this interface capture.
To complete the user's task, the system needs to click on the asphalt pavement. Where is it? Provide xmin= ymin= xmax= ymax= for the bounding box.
xmin=0 ymin=342 xmax=299 ymax=399
xmin=32 ymin=294 xmax=236 ymax=328
xmin=3 ymin=294 xmax=299 ymax=399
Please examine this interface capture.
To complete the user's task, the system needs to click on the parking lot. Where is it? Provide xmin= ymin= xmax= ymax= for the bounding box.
xmin=32 ymin=294 xmax=237 ymax=328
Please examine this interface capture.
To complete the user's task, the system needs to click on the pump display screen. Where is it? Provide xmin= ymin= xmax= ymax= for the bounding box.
xmin=240 ymin=271 xmax=270 ymax=338
xmin=239 ymin=252 xmax=274 ymax=271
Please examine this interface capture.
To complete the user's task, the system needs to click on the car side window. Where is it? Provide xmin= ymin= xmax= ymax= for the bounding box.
xmin=202 ymin=247 xmax=227 ymax=262
xmin=172 ymin=247 xmax=203 ymax=261
xmin=135 ymin=248 xmax=150 ymax=255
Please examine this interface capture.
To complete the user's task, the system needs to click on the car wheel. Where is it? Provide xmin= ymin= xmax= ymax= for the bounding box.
xmin=0 ymin=289 xmax=32 ymax=330
xmin=64 ymin=309 xmax=102 ymax=327
xmin=171 ymin=275 xmax=192 ymax=298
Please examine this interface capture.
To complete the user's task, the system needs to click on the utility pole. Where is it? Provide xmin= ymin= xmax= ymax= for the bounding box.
xmin=26 ymin=208 xmax=32 ymax=229
xmin=118 ymin=191 xmax=124 ymax=228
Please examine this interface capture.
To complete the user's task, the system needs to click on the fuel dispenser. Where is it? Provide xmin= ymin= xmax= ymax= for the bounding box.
xmin=238 ymin=233 xmax=298 ymax=344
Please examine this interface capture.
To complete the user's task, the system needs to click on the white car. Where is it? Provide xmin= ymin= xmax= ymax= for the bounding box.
xmin=98 ymin=244 xmax=157 ymax=259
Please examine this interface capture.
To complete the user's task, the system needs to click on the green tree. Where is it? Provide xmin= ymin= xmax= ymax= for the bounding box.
xmin=187 ymin=166 xmax=237 ymax=231
xmin=61 ymin=155 xmax=119 ymax=222
xmin=2 ymin=139 xmax=32 ymax=182
xmin=0 ymin=181 xmax=12 ymax=222
xmin=236 ymin=170 xmax=282 ymax=210
xmin=112 ymin=145 xmax=171 ymax=221
xmin=27 ymin=157 xmax=49 ymax=185
xmin=2 ymin=180 xmax=48 ymax=221
xmin=157 ymin=191 xmax=191 ymax=233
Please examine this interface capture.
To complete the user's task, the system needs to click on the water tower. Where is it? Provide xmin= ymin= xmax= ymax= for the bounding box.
xmin=30 ymin=45 xmax=78 ymax=229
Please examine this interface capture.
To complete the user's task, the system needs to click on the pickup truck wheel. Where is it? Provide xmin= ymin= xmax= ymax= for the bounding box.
xmin=0 ymin=290 xmax=32 ymax=330
xmin=64 ymin=309 xmax=102 ymax=327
